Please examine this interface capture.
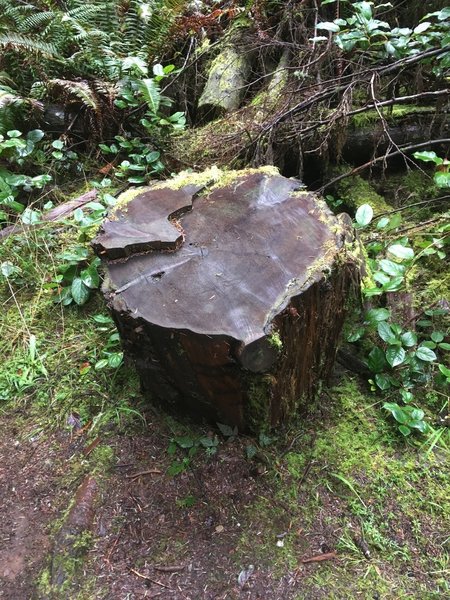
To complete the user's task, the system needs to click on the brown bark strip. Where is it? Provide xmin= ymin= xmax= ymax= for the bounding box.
xmin=302 ymin=551 xmax=337 ymax=564
xmin=0 ymin=189 xmax=97 ymax=240
xmin=154 ymin=564 xmax=186 ymax=573
xmin=126 ymin=469 xmax=163 ymax=479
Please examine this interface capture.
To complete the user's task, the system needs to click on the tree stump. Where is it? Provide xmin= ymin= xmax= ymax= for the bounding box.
xmin=93 ymin=167 xmax=360 ymax=431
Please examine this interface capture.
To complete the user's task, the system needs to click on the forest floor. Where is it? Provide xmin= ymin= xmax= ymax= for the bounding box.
xmin=0 ymin=353 xmax=448 ymax=599
xmin=0 ymin=173 xmax=449 ymax=599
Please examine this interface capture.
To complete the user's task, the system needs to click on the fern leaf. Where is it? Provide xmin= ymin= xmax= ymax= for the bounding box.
xmin=0 ymin=33 xmax=58 ymax=58
xmin=137 ymin=78 xmax=161 ymax=113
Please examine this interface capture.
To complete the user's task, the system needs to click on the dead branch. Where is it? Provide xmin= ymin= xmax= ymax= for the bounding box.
xmin=0 ymin=189 xmax=97 ymax=241
xmin=319 ymin=138 xmax=450 ymax=193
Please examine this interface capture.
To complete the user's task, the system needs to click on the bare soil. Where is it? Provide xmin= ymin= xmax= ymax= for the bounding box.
xmin=0 ymin=396 xmax=448 ymax=600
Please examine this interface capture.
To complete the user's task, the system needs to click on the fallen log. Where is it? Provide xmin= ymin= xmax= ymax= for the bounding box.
xmin=198 ymin=24 xmax=253 ymax=121
xmin=93 ymin=167 xmax=361 ymax=431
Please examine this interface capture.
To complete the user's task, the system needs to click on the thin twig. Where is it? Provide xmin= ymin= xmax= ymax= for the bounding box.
xmin=129 ymin=568 xmax=172 ymax=589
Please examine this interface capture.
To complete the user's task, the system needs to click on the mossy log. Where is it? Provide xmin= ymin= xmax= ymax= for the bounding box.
xmin=197 ymin=26 xmax=253 ymax=121
xmin=93 ymin=167 xmax=360 ymax=431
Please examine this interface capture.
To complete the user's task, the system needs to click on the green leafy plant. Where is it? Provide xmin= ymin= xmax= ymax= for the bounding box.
xmin=99 ymin=63 xmax=185 ymax=183
xmin=413 ymin=151 xmax=450 ymax=189
xmin=91 ymin=314 xmax=124 ymax=371
xmin=52 ymin=244 xmax=100 ymax=306
xmin=167 ymin=433 xmax=219 ymax=476
xmin=0 ymin=129 xmax=51 ymax=224
xmin=348 ymin=202 xmax=449 ymax=436
xmin=314 ymin=2 xmax=450 ymax=67
xmin=0 ymin=334 xmax=48 ymax=402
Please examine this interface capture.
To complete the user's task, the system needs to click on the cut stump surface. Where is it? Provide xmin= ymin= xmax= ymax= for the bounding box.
xmin=94 ymin=167 xmax=359 ymax=430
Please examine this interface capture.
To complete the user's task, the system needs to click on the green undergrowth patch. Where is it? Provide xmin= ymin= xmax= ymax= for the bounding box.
xmin=237 ymin=378 xmax=449 ymax=596
xmin=0 ymin=225 xmax=142 ymax=436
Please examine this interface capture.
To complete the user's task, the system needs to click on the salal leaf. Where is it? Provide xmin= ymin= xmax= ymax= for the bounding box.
xmin=401 ymin=331 xmax=417 ymax=347
xmin=386 ymin=346 xmax=406 ymax=368
xmin=355 ymin=204 xmax=373 ymax=226
xmin=387 ymin=244 xmax=414 ymax=260
xmin=415 ymin=346 xmax=437 ymax=362
xmin=365 ymin=308 xmax=390 ymax=323
xmin=413 ymin=150 xmax=442 ymax=165
xmin=71 ymin=278 xmax=90 ymax=305
xmin=367 ymin=347 xmax=387 ymax=373
xmin=316 ymin=22 xmax=341 ymax=32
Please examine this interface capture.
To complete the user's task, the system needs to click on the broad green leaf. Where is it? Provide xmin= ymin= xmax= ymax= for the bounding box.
xmin=375 ymin=373 xmax=392 ymax=390
xmin=368 ymin=346 xmax=387 ymax=373
xmin=439 ymin=342 xmax=450 ymax=351
xmin=410 ymin=420 xmax=427 ymax=433
xmin=81 ymin=265 xmax=100 ymax=289
xmin=355 ymin=204 xmax=373 ymax=226
xmin=71 ymin=278 xmax=90 ymax=305
xmin=414 ymin=22 xmax=431 ymax=34
xmin=347 ymin=327 xmax=366 ymax=342
xmin=358 ymin=1 xmax=373 ymax=19
xmin=21 ymin=208 xmax=41 ymax=225
xmin=366 ymin=308 xmax=390 ymax=323
xmin=415 ymin=346 xmax=437 ymax=362
xmin=92 ymin=314 xmax=113 ymax=324
xmin=316 ymin=22 xmax=341 ymax=32
xmin=383 ymin=402 xmax=408 ymax=424
xmin=7 ymin=130 xmax=21 ymax=138
xmin=400 ymin=389 xmax=413 ymax=403
xmin=379 ymin=259 xmax=405 ymax=276
xmin=438 ymin=364 xmax=450 ymax=378
xmin=401 ymin=331 xmax=417 ymax=347
xmin=127 ymin=176 xmax=146 ymax=184
xmin=152 ymin=63 xmax=164 ymax=77
xmin=377 ymin=217 xmax=389 ymax=229
xmin=412 ymin=150 xmax=442 ymax=165
xmin=377 ymin=322 xmax=396 ymax=343
xmin=410 ymin=408 xmax=425 ymax=421
xmin=175 ymin=436 xmax=194 ymax=448
xmin=386 ymin=346 xmax=406 ymax=367
xmin=145 ymin=151 xmax=160 ymax=163
xmin=398 ymin=425 xmax=411 ymax=436
xmin=27 ymin=129 xmax=44 ymax=143
xmin=373 ymin=271 xmax=391 ymax=285
xmin=421 ymin=341 xmax=437 ymax=349
xmin=108 ymin=352 xmax=123 ymax=368
xmin=382 ymin=276 xmax=404 ymax=292
xmin=434 ymin=172 xmax=450 ymax=188
xmin=95 ymin=358 xmax=109 ymax=369
xmin=387 ymin=244 xmax=414 ymax=260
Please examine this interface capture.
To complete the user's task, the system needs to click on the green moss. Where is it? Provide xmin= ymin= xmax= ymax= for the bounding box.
xmin=268 ymin=331 xmax=283 ymax=351
xmin=351 ymin=104 xmax=436 ymax=128
xmin=245 ymin=374 xmax=272 ymax=433
xmin=336 ymin=172 xmax=391 ymax=214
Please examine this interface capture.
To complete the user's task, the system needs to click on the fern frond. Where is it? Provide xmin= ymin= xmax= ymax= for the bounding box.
xmin=0 ymin=33 xmax=59 ymax=58
xmin=137 ymin=78 xmax=161 ymax=113
xmin=20 ymin=11 xmax=54 ymax=32
xmin=40 ymin=79 xmax=101 ymax=112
